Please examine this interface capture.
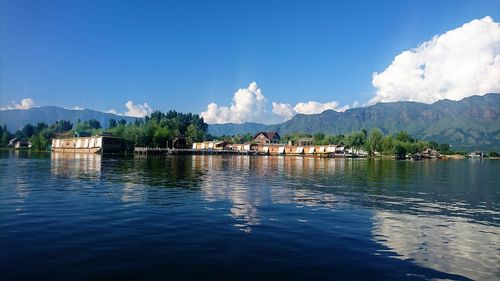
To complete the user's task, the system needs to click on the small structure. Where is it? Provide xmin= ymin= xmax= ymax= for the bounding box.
xmin=421 ymin=149 xmax=441 ymax=159
xmin=193 ymin=141 xmax=227 ymax=150
xmin=8 ymin=137 xmax=18 ymax=147
xmin=252 ymin=132 xmax=281 ymax=145
xmin=172 ymin=134 xmax=188 ymax=149
xmin=411 ymin=153 xmax=422 ymax=161
xmin=295 ymin=138 xmax=314 ymax=146
xmin=14 ymin=140 xmax=31 ymax=150
xmin=468 ymin=151 xmax=484 ymax=158
xmin=74 ymin=131 xmax=91 ymax=137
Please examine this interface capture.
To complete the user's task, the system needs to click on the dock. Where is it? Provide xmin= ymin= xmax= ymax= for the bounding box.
xmin=134 ymin=147 xmax=172 ymax=155
xmin=173 ymin=148 xmax=254 ymax=155
xmin=134 ymin=147 xmax=254 ymax=156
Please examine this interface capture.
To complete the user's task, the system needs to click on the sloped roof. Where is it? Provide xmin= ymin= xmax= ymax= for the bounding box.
xmin=253 ymin=131 xmax=280 ymax=140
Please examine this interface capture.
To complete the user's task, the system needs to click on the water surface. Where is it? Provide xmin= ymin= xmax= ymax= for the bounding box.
xmin=0 ymin=152 xmax=498 ymax=280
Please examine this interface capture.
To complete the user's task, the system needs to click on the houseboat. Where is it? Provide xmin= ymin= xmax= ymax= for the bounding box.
xmin=51 ymin=134 xmax=125 ymax=154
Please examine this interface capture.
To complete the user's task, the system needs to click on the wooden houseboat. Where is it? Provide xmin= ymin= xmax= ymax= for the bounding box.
xmin=51 ymin=135 xmax=125 ymax=154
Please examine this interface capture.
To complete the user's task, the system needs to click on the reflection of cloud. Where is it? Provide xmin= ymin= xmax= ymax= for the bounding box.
xmin=192 ymin=155 xmax=341 ymax=232
xmin=121 ymin=182 xmax=145 ymax=203
xmin=372 ymin=210 xmax=499 ymax=281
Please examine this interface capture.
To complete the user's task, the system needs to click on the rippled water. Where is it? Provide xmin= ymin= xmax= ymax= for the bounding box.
xmin=0 ymin=152 xmax=498 ymax=281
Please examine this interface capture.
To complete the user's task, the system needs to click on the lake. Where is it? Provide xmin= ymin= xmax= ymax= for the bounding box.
xmin=0 ymin=152 xmax=498 ymax=281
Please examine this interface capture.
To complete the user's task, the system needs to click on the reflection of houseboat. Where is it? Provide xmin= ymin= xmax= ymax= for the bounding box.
xmin=51 ymin=134 xmax=125 ymax=154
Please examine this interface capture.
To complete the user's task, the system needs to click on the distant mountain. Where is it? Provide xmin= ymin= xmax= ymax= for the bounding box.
xmin=0 ymin=106 xmax=140 ymax=130
xmin=209 ymin=94 xmax=500 ymax=151
xmin=208 ymin=122 xmax=268 ymax=136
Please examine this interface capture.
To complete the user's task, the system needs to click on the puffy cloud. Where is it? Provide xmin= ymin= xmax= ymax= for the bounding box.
xmin=371 ymin=16 xmax=500 ymax=104
xmin=0 ymin=98 xmax=36 ymax=110
xmin=201 ymin=82 xmax=269 ymax=124
xmin=272 ymin=102 xmax=295 ymax=120
xmin=105 ymin=101 xmax=153 ymax=117
xmin=18 ymin=98 xmax=35 ymax=109
xmin=293 ymin=101 xmax=349 ymax=114
xmin=202 ymin=82 xmax=355 ymax=124
xmin=124 ymin=101 xmax=153 ymax=117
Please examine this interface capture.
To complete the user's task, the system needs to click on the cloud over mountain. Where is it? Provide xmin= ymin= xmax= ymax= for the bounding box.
xmin=202 ymin=82 xmax=351 ymax=124
xmin=106 ymin=101 xmax=153 ymax=117
xmin=0 ymin=98 xmax=36 ymax=110
xmin=371 ymin=16 xmax=500 ymax=104
xmin=201 ymin=82 xmax=269 ymax=124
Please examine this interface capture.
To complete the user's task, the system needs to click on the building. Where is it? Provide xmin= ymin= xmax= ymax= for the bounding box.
xmin=295 ymin=137 xmax=314 ymax=146
xmin=252 ymin=132 xmax=281 ymax=145
xmin=52 ymin=135 xmax=125 ymax=154
xmin=468 ymin=151 xmax=484 ymax=158
xmin=14 ymin=141 xmax=31 ymax=150
xmin=192 ymin=141 xmax=227 ymax=150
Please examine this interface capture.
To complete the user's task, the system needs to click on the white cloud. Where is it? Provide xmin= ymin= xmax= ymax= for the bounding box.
xmin=105 ymin=101 xmax=153 ymax=117
xmin=105 ymin=109 xmax=118 ymax=115
xmin=371 ymin=16 xmax=500 ymax=104
xmin=64 ymin=106 xmax=85 ymax=110
xmin=124 ymin=101 xmax=153 ymax=117
xmin=201 ymin=82 xmax=354 ymax=124
xmin=293 ymin=101 xmax=348 ymax=114
xmin=272 ymin=102 xmax=295 ymax=120
xmin=201 ymin=82 xmax=269 ymax=124
xmin=0 ymin=98 xmax=36 ymax=110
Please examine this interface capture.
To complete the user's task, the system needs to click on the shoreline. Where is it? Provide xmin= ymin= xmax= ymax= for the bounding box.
xmin=3 ymin=149 xmax=500 ymax=160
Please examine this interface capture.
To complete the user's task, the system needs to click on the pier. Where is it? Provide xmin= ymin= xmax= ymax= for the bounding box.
xmin=134 ymin=147 xmax=172 ymax=155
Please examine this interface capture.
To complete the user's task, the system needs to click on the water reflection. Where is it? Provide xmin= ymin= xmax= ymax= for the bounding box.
xmin=373 ymin=211 xmax=499 ymax=280
xmin=189 ymin=156 xmax=499 ymax=280
xmin=43 ymin=153 xmax=499 ymax=279
xmin=51 ymin=152 xmax=102 ymax=179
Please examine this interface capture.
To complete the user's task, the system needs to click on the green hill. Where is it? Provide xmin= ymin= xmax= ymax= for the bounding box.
xmin=210 ymin=94 xmax=500 ymax=151
xmin=0 ymin=106 xmax=140 ymax=130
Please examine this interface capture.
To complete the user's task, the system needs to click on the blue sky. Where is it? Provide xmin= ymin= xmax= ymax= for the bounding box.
xmin=1 ymin=0 xmax=500 ymax=123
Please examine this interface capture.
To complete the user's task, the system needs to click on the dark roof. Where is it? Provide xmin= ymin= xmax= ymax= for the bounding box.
xmin=253 ymin=131 xmax=280 ymax=140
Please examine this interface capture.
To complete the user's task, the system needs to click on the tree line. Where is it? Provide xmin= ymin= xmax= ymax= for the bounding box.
xmin=0 ymin=110 xmax=208 ymax=151
xmin=2 ymin=114 xmax=499 ymax=158
xmin=215 ymin=129 xmax=454 ymax=158
xmin=281 ymin=129 xmax=452 ymax=158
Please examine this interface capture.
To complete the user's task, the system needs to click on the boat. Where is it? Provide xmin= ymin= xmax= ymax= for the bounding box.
xmin=51 ymin=134 xmax=125 ymax=154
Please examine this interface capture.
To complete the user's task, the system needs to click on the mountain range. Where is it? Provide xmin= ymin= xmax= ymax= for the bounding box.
xmin=0 ymin=94 xmax=498 ymax=151
xmin=0 ymin=106 xmax=139 ymax=130
xmin=209 ymin=94 xmax=500 ymax=151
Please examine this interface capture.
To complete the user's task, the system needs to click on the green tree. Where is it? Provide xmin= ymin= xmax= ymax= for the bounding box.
xmin=346 ymin=131 xmax=366 ymax=153
xmin=313 ymin=133 xmax=325 ymax=144
xmin=394 ymin=142 xmax=408 ymax=159
xmin=87 ymin=119 xmax=101 ymax=129
xmin=153 ymin=127 xmax=169 ymax=147
xmin=365 ymin=129 xmax=384 ymax=155
xmin=52 ymin=120 xmax=73 ymax=132
xmin=395 ymin=131 xmax=414 ymax=143
xmin=21 ymin=124 xmax=35 ymax=138
xmin=381 ymin=135 xmax=394 ymax=155
xmin=186 ymin=124 xmax=205 ymax=143
xmin=109 ymin=119 xmax=117 ymax=129
xmin=438 ymin=143 xmax=450 ymax=153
